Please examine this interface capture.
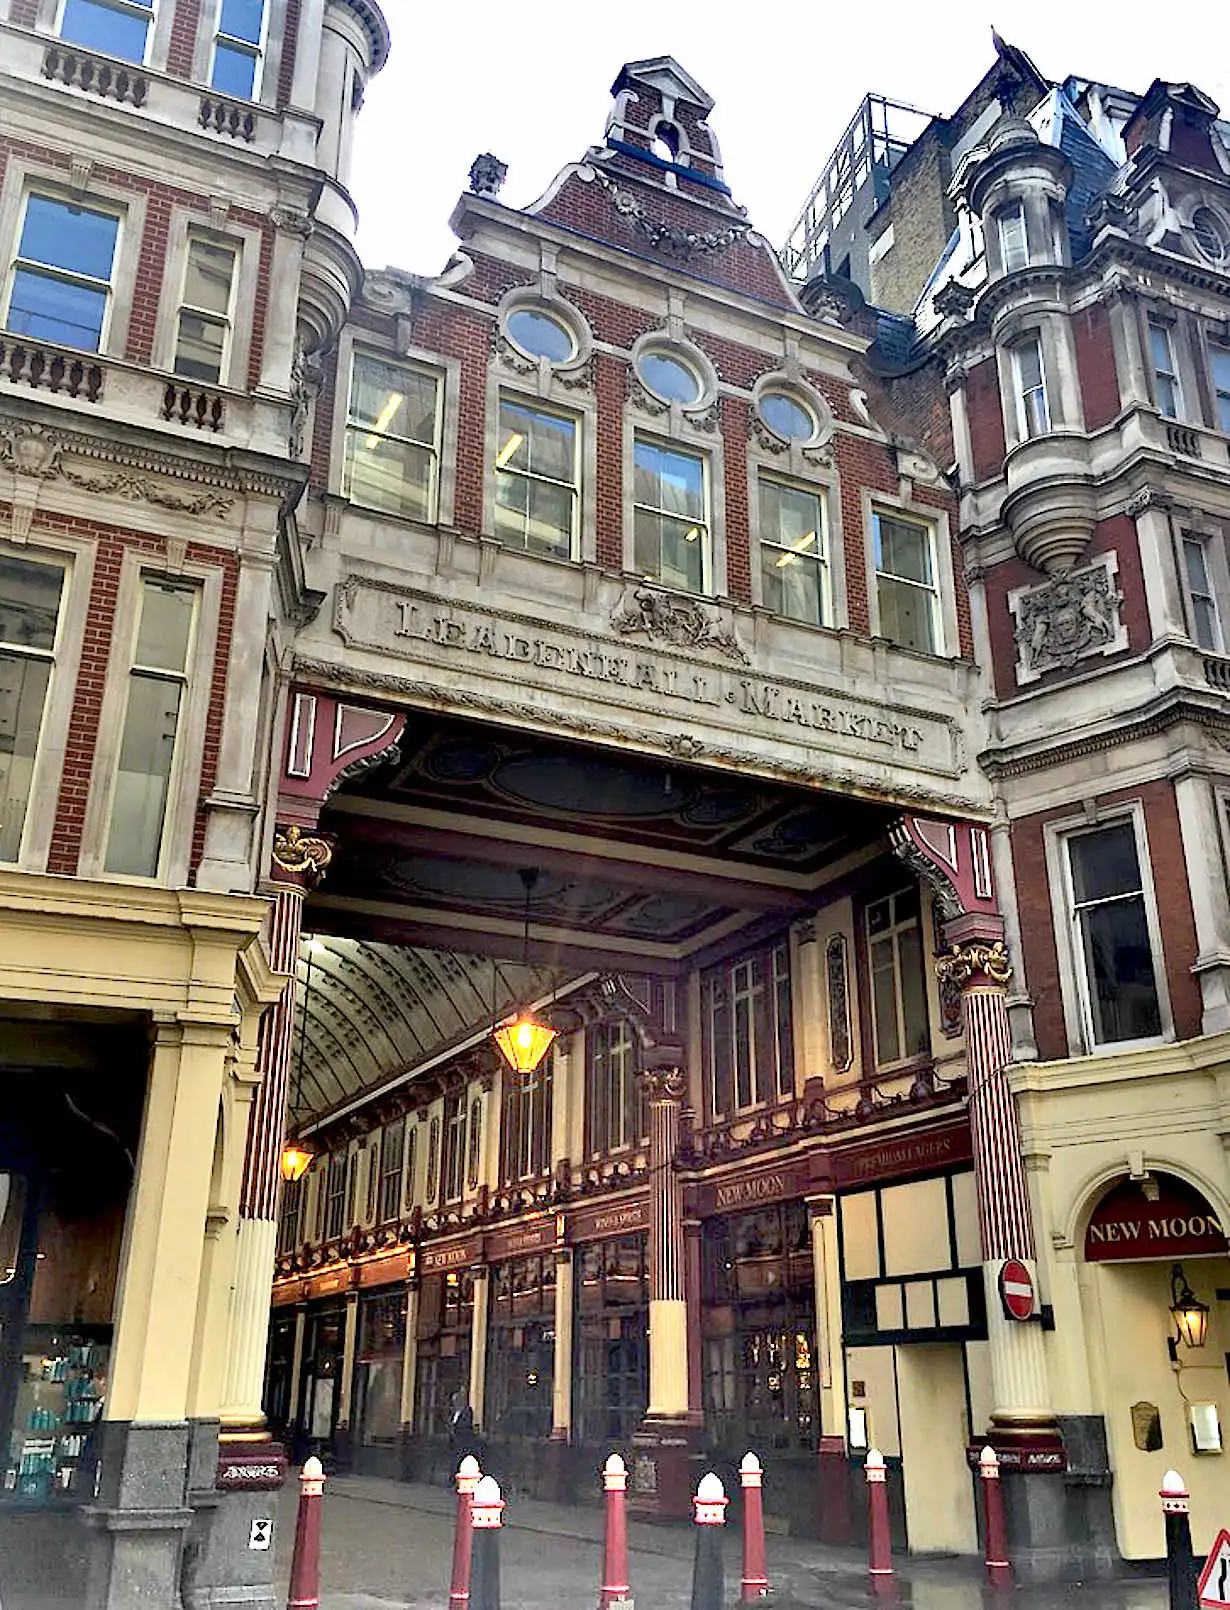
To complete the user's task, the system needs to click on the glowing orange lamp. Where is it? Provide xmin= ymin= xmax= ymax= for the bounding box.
xmin=280 ymin=1141 xmax=314 ymax=1183
xmin=493 ymin=1011 xmax=557 ymax=1076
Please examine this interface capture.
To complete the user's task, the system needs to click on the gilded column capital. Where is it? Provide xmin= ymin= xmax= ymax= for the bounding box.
xmin=935 ymin=939 xmax=1012 ymax=991
xmin=271 ymin=823 xmax=333 ymax=887
xmin=641 ymin=1067 xmax=687 ymax=1104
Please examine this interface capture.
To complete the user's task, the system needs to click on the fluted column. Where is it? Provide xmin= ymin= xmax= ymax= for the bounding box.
xmin=551 ymin=1249 xmax=573 ymax=1438
xmin=220 ymin=824 xmax=332 ymax=1437
xmin=937 ymin=940 xmax=1053 ymax=1440
xmin=643 ymin=1067 xmax=688 ymax=1418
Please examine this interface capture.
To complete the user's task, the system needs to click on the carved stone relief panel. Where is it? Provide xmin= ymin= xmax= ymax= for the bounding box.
xmin=1008 ymin=554 xmax=1127 ymax=685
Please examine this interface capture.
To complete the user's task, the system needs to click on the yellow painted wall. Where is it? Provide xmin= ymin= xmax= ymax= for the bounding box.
xmin=896 ymin=1343 xmax=977 ymax=1554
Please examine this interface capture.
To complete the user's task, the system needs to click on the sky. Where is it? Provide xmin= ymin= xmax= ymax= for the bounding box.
xmin=350 ymin=1 xmax=1230 ymax=281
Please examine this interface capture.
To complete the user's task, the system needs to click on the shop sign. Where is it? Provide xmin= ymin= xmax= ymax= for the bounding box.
xmin=357 ymin=1250 xmax=410 ymax=1288
xmin=569 ymin=1196 xmax=649 ymax=1242
xmin=485 ymin=1216 xmax=557 ymax=1263
xmin=1084 ymin=1176 xmax=1228 ymax=1263
xmin=420 ymin=1238 xmax=475 ymax=1275
xmin=217 ymin=1447 xmax=287 ymax=1491
xmin=702 ymin=1160 xmax=810 ymax=1217
xmin=834 ymin=1122 xmax=972 ymax=1188
xmin=964 ymin=1443 xmax=1066 ymax=1473
xmin=304 ymin=1271 xmax=346 ymax=1300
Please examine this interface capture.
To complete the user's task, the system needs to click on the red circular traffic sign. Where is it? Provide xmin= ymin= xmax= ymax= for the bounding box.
xmin=999 ymin=1259 xmax=1036 ymax=1321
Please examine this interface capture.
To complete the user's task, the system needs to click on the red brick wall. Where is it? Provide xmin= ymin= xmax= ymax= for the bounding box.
xmin=165 ymin=0 xmax=202 ymax=78
xmin=720 ymin=396 xmax=751 ymax=603
xmin=984 ymin=513 xmax=1149 ymax=697
xmin=276 ymin=0 xmax=301 ymax=108
xmin=1072 ymin=303 xmax=1120 ymax=430
xmin=594 ymin=352 xmax=624 ymax=569
xmin=1011 ymin=777 xmax=1203 ymax=1059
xmin=966 ymin=358 xmax=1007 ymax=482
xmin=9 ymin=0 xmax=39 ymax=24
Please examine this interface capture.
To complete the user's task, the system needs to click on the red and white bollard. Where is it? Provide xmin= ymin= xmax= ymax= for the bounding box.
xmin=864 ymin=1448 xmax=896 ymax=1600
xmin=690 ymin=1473 xmax=728 ymax=1610
xmin=470 ymin=1474 xmax=505 ymax=1610
xmin=450 ymin=1454 xmax=482 ymax=1609
xmin=979 ymin=1446 xmax=1012 ymax=1590
xmin=286 ymin=1456 xmax=325 ymax=1610
xmin=739 ymin=1452 xmax=768 ymax=1602
xmin=599 ymin=1453 xmax=630 ymax=1609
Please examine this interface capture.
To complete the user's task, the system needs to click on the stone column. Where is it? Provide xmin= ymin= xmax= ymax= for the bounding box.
xmin=336 ymin=1289 xmax=359 ymax=1467
xmin=644 ymin=1068 xmax=688 ymax=1419
xmin=551 ymin=1249 xmax=573 ymax=1439
xmin=288 ymin=1305 xmax=308 ymax=1445
xmin=935 ymin=940 xmax=1053 ymax=1443
xmin=1175 ymin=773 xmax=1230 ymax=1034
xmin=469 ymin=1267 xmax=490 ymax=1428
xmin=398 ymin=1275 xmax=420 ymax=1481
xmin=219 ymin=825 xmax=331 ymax=1441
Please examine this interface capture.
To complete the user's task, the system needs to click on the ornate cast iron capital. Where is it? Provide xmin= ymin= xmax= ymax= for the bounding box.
xmin=271 ymin=823 xmax=333 ymax=886
xmin=641 ymin=1068 xmax=687 ymax=1105
xmin=935 ymin=938 xmax=1012 ymax=992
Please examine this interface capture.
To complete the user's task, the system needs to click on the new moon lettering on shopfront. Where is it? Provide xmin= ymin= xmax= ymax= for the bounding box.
xmin=703 ymin=1161 xmax=810 ymax=1215
xmin=1084 ymin=1176 xmax=1228 ymax=1263
xmin=333 ymin=579 xmax=958 ymax=777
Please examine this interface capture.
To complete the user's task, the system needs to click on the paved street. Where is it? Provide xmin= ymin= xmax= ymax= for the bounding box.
xmin=273 ymin=1476 xmax=1172 ymax=1610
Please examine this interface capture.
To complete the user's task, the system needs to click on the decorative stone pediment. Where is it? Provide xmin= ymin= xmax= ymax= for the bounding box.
xmin=1008 ymin=555 xmax=1126 ymax=684
xmin=610 ymin=585 xmax=748 ymax=664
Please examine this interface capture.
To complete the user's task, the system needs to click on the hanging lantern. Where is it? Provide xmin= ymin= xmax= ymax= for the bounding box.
xmin=1170 ymin=1264 xmax=1210 ymax=1350
xmin=493 ymin=1011 xmax=557 ymax=1077
xmin=280 ymin=1141 xmax=315 ymax=1184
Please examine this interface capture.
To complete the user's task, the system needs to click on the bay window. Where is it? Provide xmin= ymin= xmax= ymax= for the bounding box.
xmin=997 ymin=202 xmax=1029 ymax=273
xmin=1012 ymin=333 xmax=1050 ymax=439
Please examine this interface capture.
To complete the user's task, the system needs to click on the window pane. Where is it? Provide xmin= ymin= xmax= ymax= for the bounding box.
xmin=349 ymin=361 xmax=437 ymax=445
xmin=0 ymin=556 xmax=64 ymax=654
xmin=1184 ymin=537 xmax=1212 ymax=597
xmin=870 ymin=938 xmax=900 ymax=1064
xmin=635 ymin=510 xmax=704 ymax=592
xmin=174 ymin=312 xmax=227 ymax=382
xmin=344 ymin=430 xmax=433 ymax=518
xmin=638 ymin=352 xmax=701 ymax=404
xmin=211 ymin=40 xmax=259 ymax=97
xmin=759 ymin=393 xmax=814 ymax=441
xmin=1212 ymin=351 xmax=1230 ymax=432
xmin=135 ymin=580 xmax=195 ymax=673
xmin=1079 ymin=896 xmax=1162 ymax=1043
xmin=506 ymin=309 xmax=573 ymax=364
xmin=104 ymin=675 xmax=183 ymax=877
xmin=0 ymin=655 xmax=51 ymax=862
xmin=8 ymin=268 xmax=108 ymax=351
xmin=634 ymin=440 xmax=703 ymax=519
xmin=1016 ymin=337 xmax=1043 ymax=391
xmin=1068 ymin=823 xmax=1142 ymax=904
xmin=877 ymin=575 xmax=936 ymax=654
xmin=1192 ymin=594 xmax=1219 ymax=652
xmin=1149 ymin=324 xmax=1173 ymax=374
xmin=897 ymin=923 xmax=928 ymax=1059
xmin=219 ymin=0 xmax=264 ymax=44
xmin=60 ymin=0 xmax=151 ymax=62
xmin=526 ymin=409 xmax=574 ymax=483
xmin=525 ymin=479 xmax=573 ymax=556
xmin=875 ymin=515 xmax=933 ymax=585
xmin=19 ymin=198 xmax=118 ymax=282
xmin=183 ymin=240 xmax=236 ymax=316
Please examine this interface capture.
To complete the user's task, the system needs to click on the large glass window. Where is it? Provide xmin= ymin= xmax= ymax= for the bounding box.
xmin=573 ymin=1235 xmax=648 ymax=1445
xmin=633 ymin=439 xmax=707 ymax=594
xmin=702 ymin=940 xmax=794 ymax=1120
xmin=210 ymin=0 xmax=266 ymax=99
xmin=585 ymin=1019 xmax=643 ymax=1156
xmin=873 ymin=510 xmax=940 ymax=655
xmin=353 ymin=1292 xmax=405 ymax=1450
xmin=1013 ymin=333 xmax=1050 ymax=439
xmin=500 ymin=1058 xmax=552 ymax=1184
xmin=277 ymin=1177 xmax=301 ymax=1255
xmin=103 ymin=577 xmax=196 ymax=879
xmin=7 ymin=196 xmax=119 ymax=353
xmin=493 ymin=399 xmax=577 ymax=558
xmin=1211 ymin=347 xmax=1230 ymax=435
xmin=866 ymin=886 xmax=929 ymax=1068
xmin=378 ymin=1118 xmax=404 ymax=1223
xmin=1149 ymin=321 xmax=1183 ymax=419
xmin=344 ymin=355 xmax=440 ymax=520
xmin=323 ymin=1151 xmax=346 ymax=1241
xmin=442 ymin=1095 xmax=466 ymax=1204
xmin=1182 ymin=536 xmax=1222 ymax=651
xmin=1066 ymin=821 xmax=1162 ymax=1045
xmin=59 ymin=0 xmax=153 ymax=63
xmin=485 ymin=1255 xmax=555 ymax=1441
xmin=759 ymin=479 xmax=828 ymax=625
xmin=0 ymin=554 xmax=65 ymax=864
xmin=173 ymin=238 xmax=237 ymax=384
xmin=997 ymin=202 xmax=1028 ymax=273
xmin=414 ymin=1270 xmax=473 ymax=1437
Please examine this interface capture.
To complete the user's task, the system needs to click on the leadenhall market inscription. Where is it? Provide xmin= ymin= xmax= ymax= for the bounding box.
xmin=333 ymin=578 xmax=964 ymax=779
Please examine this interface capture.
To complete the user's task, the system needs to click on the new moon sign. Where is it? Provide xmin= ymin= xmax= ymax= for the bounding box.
xmin=1084 ymin=1175 xmax=1227 ymax=1262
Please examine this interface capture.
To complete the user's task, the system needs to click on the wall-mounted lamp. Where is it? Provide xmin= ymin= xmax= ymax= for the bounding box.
xmin=1168 ymin=1263 xmax=1210 ymax=1361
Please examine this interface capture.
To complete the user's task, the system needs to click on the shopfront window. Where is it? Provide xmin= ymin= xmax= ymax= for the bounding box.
xmin=414 ymin=1270 xmax=473 ymax=1437
xmin=573 ymin=1234 xmax=648 ymax=1446
xmin=702 ymin=1201 xmax=817 ymax=1454
xmin=485 ymin=1255 xmax=555 ymax=1440
xmin=298 ymin=1306 xmax=344 ymax=1448
xmin=353 ymin=1291 xmax=405 ymax=1449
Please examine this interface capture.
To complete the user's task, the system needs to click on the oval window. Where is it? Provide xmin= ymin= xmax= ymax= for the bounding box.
xmin=506 ymin=307 xmax=576 ymax=364
xmin=637 ymin=349 xmax=703 ymax=406
xmin=1191 ymin=207 xmax=1229 ymax=268
xmin=758 ymin=391 xmax=816 ymax=442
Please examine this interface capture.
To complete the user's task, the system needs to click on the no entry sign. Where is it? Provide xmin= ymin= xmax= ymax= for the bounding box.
xmin=999 ymin=1259 xmax=1036 ymax=1321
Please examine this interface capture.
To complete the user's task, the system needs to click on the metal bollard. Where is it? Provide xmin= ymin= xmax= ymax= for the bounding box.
xmin=864 ymin=1449 xmax=896 ymax=1601
xmin=1160 ymin=1470 xmax=1198 ymax=1610
xmin=450 ymin=1454 xmax=482 ymax=1609
xmin=739 ymin=1453 xmax=768 ymax=1602
xmin=286 ymin=1456 xmax=325 ymax=1610
xmin=599 ymin=1453 xmax=631 ymax=1609
xmin=690 ymin=1472 xmax=727 ymax=1610
xmin=470 ymin=1473 xmax=505 ymax=1610
xmin=979 ymin=1447 xmax=1012 ymax=1590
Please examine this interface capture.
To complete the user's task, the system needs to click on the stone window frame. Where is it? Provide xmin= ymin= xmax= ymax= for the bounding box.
xmin=37 ymin=0 xmax=176 ymax=69
xmin=192 ymin=0 xmax=291 ymax=108
xmin=495 ymin=284 xmax=593 ymax=377
xmin=329 ymin=327 xmax=459 ymax=530
xmin=1175 ymin=513 xmax=1230 ymax=655
xmin=1142 ymin=307 xmax=1189 ymax=423
xmin=629 ymin=328 xmax=719 ymax=415
xmin=0 ymin=531 xmax=96 ymax=874
xmin=994 ymin=309 xmax=1077 ymax=449
xmin=0 ymin=160 xmax=147 ymax=363
xmin=150 ymin=205 xmax=261 ymax=389
xmin=859 ymin=487 xmax=958 ymax=660
xmin=484 ymin=357 xmax=597 ymax=565
xmin=1043 ymin=800 xmax=1174 ymax=1058
xmin=623 ymin=425 xmax=721 ymax=597
xmin=77 ymin=548 xmax=222 ymax=886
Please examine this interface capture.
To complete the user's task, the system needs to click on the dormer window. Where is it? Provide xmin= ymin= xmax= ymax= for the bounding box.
xmin=636 ymin=348 xmax=703 ymax=407
xmin=59 ymin=0 xmax=154 ymax=64
xmin=1191 ymin=207 xmax=1230 ymax=269
xmin=997 ymin=203 xmax=1029 ymax=273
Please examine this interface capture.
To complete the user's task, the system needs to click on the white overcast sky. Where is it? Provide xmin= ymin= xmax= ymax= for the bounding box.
xmin=351 ymin=1 xmax=1228 ymax=280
